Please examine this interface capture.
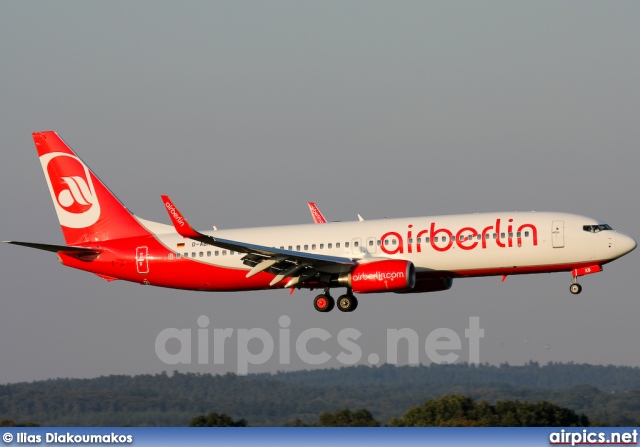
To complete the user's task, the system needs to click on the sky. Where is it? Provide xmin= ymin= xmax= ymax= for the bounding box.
xmin=1 ymin=1 xmax=639 ymax=384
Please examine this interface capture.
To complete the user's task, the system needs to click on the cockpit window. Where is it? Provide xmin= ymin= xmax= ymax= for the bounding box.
xmin=583 ymin=224 xmax=613 ymax=233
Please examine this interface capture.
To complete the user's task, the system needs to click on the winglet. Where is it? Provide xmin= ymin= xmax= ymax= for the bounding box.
xmin=307 ymin=202 xmax=327 ymax=224
xmin=161 ymin=195 xmax=201 ymax=239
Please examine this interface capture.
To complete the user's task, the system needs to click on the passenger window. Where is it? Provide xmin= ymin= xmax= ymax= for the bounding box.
xmin=525 ymin=231 xmax=529 ymax=237
xmin=288 ymin=246 xmax=292 ymax=251
xmin=280 ymin=246 xmax=284 ymax=250
xmin=192 ymin=252 xmax=196 ymax=257
xmin=176 ymin=253 xmax=181 ymax=259
xmin=508 ymin=233 xmax=513 ymax=238
xmin=369 ymin=240 xmax=374 ymax=246
xmin=391 ymin=239 xmax=396 ymax=245
xmin=336 ymin=242 xmax=340 ymax=248
xmin=199 ymin=252 xmax=204 ymax=257
xmin=408 ymin=238 xmax=413 ymax=244
xmin=168 ymin=253 xmax=174 ymax=260
xmin=215 ymin=251 xmax=219 ymax=256
xmin=328 ymin=243 xmax=332 ymax=249
xmin=516 ymin=232 xmax=521 ymax=238
xmin=230 ymin=250 xmax=234 ymax=255
xmin=296 ymin=245 xmax=301 ymax=251
xmin=312 ymin=244 xmax=316 ymax=250
xmin=354 ymin=241 xmax=359 ymax=247
xmin=345 ymin=242 xmax=350 ymax=248
xmin=320 ymin=244 xmax=324 ymax=249
xmin=184 ymin=253 xmax=188 ymax=258
xmin=442 ymin=236 xmax=447 ymax=242
xmin=425 ymin=237 xmax=430 ymax=243
xmin=493 ymin=234 xmax=497 ymax=239
xmin=377 ymin=240 xmax=381 ymax=246
xmin=304 ymin=245 xmax=308 ymax=250
xmin=417 ymin=238 xmax=421 ymax=244
xmin=434 ymin=237 xmax=439 ymax=242
xmin=500 ymin=233 xmax=505 ymax=238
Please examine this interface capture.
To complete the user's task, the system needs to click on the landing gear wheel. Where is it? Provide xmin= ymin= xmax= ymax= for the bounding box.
xmin=314 ymin=294 xmax=335 ymax=312
xmin=349 ymin=296 xmax=358 ymax=312
xmin=337 ymin=294 xmax=358 ymax=312
xmin=569 ymin=283 xmax=582 ymax=295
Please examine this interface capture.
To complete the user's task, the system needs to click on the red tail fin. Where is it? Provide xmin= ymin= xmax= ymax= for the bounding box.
xmin=33 ymin=131 xmax=150 ymax=245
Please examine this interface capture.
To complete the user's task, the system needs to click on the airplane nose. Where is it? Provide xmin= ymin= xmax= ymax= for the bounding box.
xmin=618 ymin=232 xmax=637 ymax=255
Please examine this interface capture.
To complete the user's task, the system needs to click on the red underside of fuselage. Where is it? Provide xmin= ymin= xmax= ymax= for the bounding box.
xmin=438 ymin=259 xmax=609 ymax=279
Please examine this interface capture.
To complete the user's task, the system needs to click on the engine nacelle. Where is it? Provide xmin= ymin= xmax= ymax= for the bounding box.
xmin=340 ymin=260 xmax=416 ymax=293
xmin=394 ymin=277 xmax=453 ymax=294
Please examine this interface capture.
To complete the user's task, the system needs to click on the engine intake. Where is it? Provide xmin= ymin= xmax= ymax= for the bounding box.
xmin=339 ymin=260 xmax=416 ymax=293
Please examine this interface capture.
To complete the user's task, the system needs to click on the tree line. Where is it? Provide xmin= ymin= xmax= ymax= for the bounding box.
xmin=2 ymin=362 xmax=639 ymax=426
xmin=190 ymin=395 xmax=589 ymax=427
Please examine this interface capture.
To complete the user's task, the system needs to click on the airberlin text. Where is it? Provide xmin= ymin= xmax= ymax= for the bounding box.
xmin=380 ymin=218 xmax=537 ymax=255
xmin=352 ymin=271 xmax=405 ymax=282
xmin=164 ymin=201 xmax=185 ymax=227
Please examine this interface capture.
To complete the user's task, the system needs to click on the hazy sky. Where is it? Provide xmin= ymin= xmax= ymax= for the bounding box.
xmin=1 ymin=1 xmax=639 ymax=384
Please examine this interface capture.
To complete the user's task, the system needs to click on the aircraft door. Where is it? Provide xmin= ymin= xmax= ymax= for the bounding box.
xmin=552 ymin=221 xmax=564 ymax=248
xmin=136 ymin=246 xmax=149 ymax=273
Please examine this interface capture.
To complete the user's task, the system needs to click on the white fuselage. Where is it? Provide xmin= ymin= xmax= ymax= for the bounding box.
xmin=145 ymin=211 xmax=635 ymax=277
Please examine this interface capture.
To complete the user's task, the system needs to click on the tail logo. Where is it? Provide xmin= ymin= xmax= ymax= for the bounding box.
xmin=57 ymin=176 xmax=95 ymax=208
xmin=39 ymin=152 xmax=101 ymax=229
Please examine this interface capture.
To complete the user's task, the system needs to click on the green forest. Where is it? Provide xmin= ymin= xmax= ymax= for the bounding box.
xmin=1 ymin=362 xmax=640 ymax=426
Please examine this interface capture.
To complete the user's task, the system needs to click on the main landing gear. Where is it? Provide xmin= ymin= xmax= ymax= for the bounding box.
xmin=337 ymin=294 xmax=358 ymax=312
xmin=313 ymin=293 xmax=335 ymax=312
xmin=314 ymin=289 xmax=358 ymax=313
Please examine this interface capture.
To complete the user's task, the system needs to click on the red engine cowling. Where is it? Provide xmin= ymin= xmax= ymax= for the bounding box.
xmin=395 ymin=277 xmax=453 ymax=294
xmin=343 ymin=260 xmax=416 ymax=293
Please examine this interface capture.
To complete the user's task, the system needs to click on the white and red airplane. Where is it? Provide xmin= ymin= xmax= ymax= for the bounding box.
xmin=5 ymin=131 xmax=637 ymax=313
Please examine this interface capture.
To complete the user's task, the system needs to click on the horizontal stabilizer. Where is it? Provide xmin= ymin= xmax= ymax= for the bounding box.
xmin=3 ymin=241 xmax=101 ymax=255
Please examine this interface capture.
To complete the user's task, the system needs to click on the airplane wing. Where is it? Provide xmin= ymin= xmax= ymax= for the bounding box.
xmin=307 ymin=202 xmax=327 ymax=224
xmin=161 ymin=196 xmax=355 ymax=288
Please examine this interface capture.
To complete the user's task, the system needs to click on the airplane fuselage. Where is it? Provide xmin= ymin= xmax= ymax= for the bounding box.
xmin=58 ymin=211 xmax=633 ymax=292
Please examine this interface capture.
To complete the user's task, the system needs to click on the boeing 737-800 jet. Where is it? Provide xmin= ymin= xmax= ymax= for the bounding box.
xmin=5 ymin=131 xmax=637 ymax=313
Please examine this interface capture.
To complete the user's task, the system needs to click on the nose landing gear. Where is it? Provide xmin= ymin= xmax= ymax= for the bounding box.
xmin=569 ymin=265 xmax=602 ymax=295
xmin=569 ymin=283 xmax=582 ymax=294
